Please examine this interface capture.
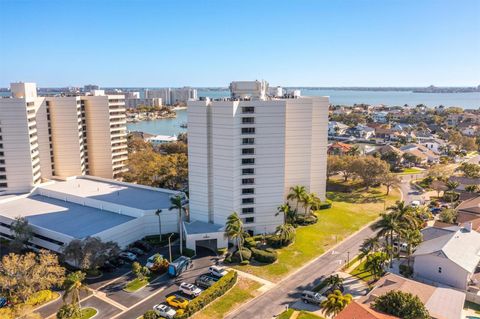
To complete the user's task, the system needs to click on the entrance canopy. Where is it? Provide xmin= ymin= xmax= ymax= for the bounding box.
xmin=183 ymin=220 xmax=228 ymax=253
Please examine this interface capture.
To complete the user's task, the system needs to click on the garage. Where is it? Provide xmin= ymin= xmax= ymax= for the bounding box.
xmin=195 ymin=238 xmax=218 ymax=253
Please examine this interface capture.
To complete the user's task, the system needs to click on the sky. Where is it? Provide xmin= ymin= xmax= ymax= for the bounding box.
xmin=0 ymin=0 xmax=479 ymax=87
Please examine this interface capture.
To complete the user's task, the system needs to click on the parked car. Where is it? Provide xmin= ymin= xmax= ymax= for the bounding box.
xmin=208 ymin=265 xmax=228 ymax=278
xmin=128 ymin=247 xmax=145 ymax=256
xmin=393 ymin=241 xmax=408 ymax=252
xmin=153 ymin=304 xmax=176 ymax=319
xmin=119 ymin=252 xmax=137 ymax=262
xmin=410 ymin=200 xmax=421 ymax=207
xmin=134 ymin=240 xmax=152 ymax=252
xmin=0 ymin=297 xmax=10 ymax=308
xmin=179 ymin=282 xmax=202 ymax=297
xmin=195 ymin=275 xmax=218 ymax=289
xmin=146 ymin=253 xmax=164 ymax=269
xmin=109 ymin=256 xmax=125 ymax=267
xmin=166 ymin=295 xmax=189 ymax=309
xmin=430 ymin=207 xmax=441 ymax=215
xmin=301 ymin=290 xmax=326 ymax=305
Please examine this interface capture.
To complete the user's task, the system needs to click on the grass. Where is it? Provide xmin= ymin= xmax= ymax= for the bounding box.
xmin=277 ymin=309 xmax=295 ymax=319
xmin=232 ymin=182 xmax=399 ymax=282
xmin=297 ymin=311 xmax=325 ymax=319
xmin=465 ymin=301 xmax=480 ymax=314
xmin=349 ymin=259 xmax=376 ymax=282
xmin=123 ymin=277 xmax=149 ymax=292
xmin=396 ymin=167 xmax=424 ymax=175
xmin=80 ymin=307 xmax=97 ymax=319
xmin=192 ymin=277 xmax=262 ymax=319
xmin=343 ymin=255 xmax=360 ymax=271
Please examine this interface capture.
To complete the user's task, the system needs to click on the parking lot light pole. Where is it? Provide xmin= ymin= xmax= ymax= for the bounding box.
xmin=155 ymin=209 xmax=162 ymax=244
xmin=168 ymin=233 xmax=174 ymax=262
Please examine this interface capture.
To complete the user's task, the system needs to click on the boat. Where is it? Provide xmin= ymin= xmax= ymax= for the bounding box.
xmin=180 ymin=122 xmax=187 ymax=128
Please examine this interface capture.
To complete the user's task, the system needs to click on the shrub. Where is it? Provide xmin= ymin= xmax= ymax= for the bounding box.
xmin=244 ymin=237 xmax=258 ymax=249
xmin=182 ymin=248 xmax=195 ymax=258
xmin=143 ymin=309 xmax=158 ymax=319
xmin=251 ymin=247 xmax=278 ymax=264
xmin=442 ymin=191 xmax=458 ymax=203
xmin=318 ymin=199 xmax=332 ymax=210
xmin=26 ymin=289 xmax=55 ymax=306
xmin=295 ymin=215 xmax=318 ymax=226
xmin=399 ymin=265 xmax=413 ymax=278
xmin=266 ymin=235 xmax=283 ymax=248
xmin=217 ymin=248 xmax=228 ymax=255
xmin=176 ymin=271 xmax=238 ymax=318
xmin=232 ymin=248 xmax=252 ymax=262
xmin=240 ymin=260 xmax=250 ymax=265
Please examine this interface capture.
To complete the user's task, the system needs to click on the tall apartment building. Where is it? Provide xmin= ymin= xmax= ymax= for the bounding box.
xmin=0 ymin=83 xmax=128 ymax=194
xmin=187 ymin=80 xmax=329 ymax=237
xmin=145 ymin=87 xmax=197 ymax=105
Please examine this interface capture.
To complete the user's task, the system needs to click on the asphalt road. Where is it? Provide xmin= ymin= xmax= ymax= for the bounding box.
xmin=225 ymin=224 xmax=378 ymax=319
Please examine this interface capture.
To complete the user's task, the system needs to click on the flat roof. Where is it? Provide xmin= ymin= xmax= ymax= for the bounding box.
xmin=40 ymin=178 xmax=177 ymax=210
xmin=0 ymin=195 xmax=134 ymax=238
xmin=184 ymin=220 xmax=224 ymax=235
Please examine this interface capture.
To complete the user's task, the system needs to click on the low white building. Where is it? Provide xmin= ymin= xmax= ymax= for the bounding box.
xmin=147 ymin=135 xmax=177 ymax=146
xmin=413 ymin=227 xmax=480 ymax=290
xmin=0 ymin=176 xmax=183 ymax=252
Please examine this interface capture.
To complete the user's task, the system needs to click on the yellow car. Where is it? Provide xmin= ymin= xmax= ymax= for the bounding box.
xmin=166 ymin=295 xmax=189 ymax=309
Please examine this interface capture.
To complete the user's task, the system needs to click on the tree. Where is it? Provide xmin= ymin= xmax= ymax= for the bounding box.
xmin=346 ymin=145 xmax=361 ymax=156
xmin=381 ymin=173 xmax=400 ymax=195
xmin=321 ymin=290 xmax=352 ymax=316
xmin=132 ymin=261 xmax=150 ymax=280
xmin=276 ymin=223 xmax=295 ymax=246
xmin=301 ymin=193 xmax=315 ymax=215
xmin=430 ymin=180 xmax=447 ymax=198
xmin=371 ymin=212 xmax=401 ymax=265
xmin=324 ymin=274 xmax=344 ymax=292
xmin=225 ymin=212 xmax=245 ymax=262
xmin=465 ymin=184 xmax=479 ymax=193
xmin=169 ymin=195 xmax=187 ymax=256
xmin=10 ymin=216 xmax=33 ymax=252
xmin=445 ymin=181 xmax=459 ymax=204
xmin=327 ymin=155 xmax=342 ymax=180
xmin=276 ymin=203 xmax=296 ymax=225
xmin=352 ymin=156 xmax=390 ymax=189
xmin=458 ymin=163 xmax=480 ymax=178
xmin=63 ymin=237 xmax=120 ymax=271
xmin=400 ymin=229 xmax=422 ymax=266
xmin=56 ymin=304 xmax=80 ymax=319
xmin=388 ymin=201 xmax=420 ymax=230
xmin=63 ymin=271 xmax=88 ymax=311
xmin=0 ymin=250 xmax=65 ymax=303
xmin=427 ymin=164 xmax=454 ymax=181
xmin=337 ymin=155 xmax=357 ymax=182
xmin=439 ymin=208 xmax=457 ymax=224
xmin=359 ymin=236 xmax=381 ymax=259
xmin=365 ymin=251 xmax=389 ymax=279
xmin=287 ymin=185 xmax=307 ymax=213
xmin=373 ymin=290 xmax=430 ymax=319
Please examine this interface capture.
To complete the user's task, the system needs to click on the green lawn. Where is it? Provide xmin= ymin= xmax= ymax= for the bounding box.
xmin=349 ymin=259 xmax=376 ymax=282
xmin=192 ymin=277 xmax=262 ymax=319
xmin=277 ymin=309 xmax=295 ymax=319
xmin=277 ymin=310 xmax=325 ymax=319
xmin=123 ymin=277 xmax=149 ymax=292
xmin=465 ymin=301 xmax=480 ymax=314
xmin=396 ymin=167 xmax=424 ymax=175
xmin=80 ymin=307 xmax=97 ymax=319
xmin=232 ymin=184 xmax=399 ymax=282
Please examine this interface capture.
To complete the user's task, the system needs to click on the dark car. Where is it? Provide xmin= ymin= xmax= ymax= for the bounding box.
xmin=128 ymin=247 xmax=145 ymax=256
xmin=0 ymin=297 xmax=11 ymax=308
xmin=133 ymin=240 xmax=152 ymax=252
xmin=109 ymin=256 xmax=125 ymax=267
xmin=195 ymin=275 xmax=218 ymax=289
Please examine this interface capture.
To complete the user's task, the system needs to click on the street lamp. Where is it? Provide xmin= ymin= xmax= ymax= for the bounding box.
xmin=168 ymin=233 xmax=174 ymax=262
xmin=155 ymin=209 xmax=162 ymax=244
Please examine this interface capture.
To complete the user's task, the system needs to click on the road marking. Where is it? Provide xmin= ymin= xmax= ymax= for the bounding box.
xmin=93 ymin=290 xmax=128 ymax=311
xmin=109 ymin=285 xmax=168 ymax=319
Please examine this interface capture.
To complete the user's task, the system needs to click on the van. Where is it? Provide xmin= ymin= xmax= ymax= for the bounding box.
xmin=168 ymin=256 xmax=191 ymax=277
xmin=301 ymin=290 xmax=326 ymax=305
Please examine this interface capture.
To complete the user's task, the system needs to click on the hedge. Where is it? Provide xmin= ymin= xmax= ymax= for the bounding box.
xmin=183 ymin=248 xmax=195 ymax=258
xmin=175 ymin=270 xmax=238 ymax=318
xmin=244 ymin=237 xmax=258 ymax=249
xmin=251 ymin=247 xmax=278 ymax=264
xmin=232 ymin=248 xmax=252 ymax=262
xmin=296 ymin=215 xmax=318 ymax=226
xmin=318 ymin=199 xmax=332 ymax=210
xmin=26 ymin=289 xmax=56 ymax=306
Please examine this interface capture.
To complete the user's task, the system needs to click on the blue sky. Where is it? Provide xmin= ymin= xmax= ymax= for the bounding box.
xmin=0 ymin=0 xmax=479 ymax=87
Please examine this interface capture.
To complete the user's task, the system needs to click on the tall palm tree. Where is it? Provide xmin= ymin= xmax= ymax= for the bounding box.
xmin=465 ymin=184 xmax=479 ymax=193
xmin=63 ymin=271 xmax=88 ymax=311
xmin=276 ymin=203 xmax=296 ymax=225
xmin=400 ymin=229 xmax=422 ymax=267
xmin=359 ymin=236 xmax=381 ymax=259
xmin=301 ymin=193 xmax=315 ymax=215
xmin=169 ymin=195 xmax=187 ymax=256
xmin=388 ymin=201 xmax=419 ymax=230
xmin=445 ymin=181 xmax=459 ymax=204
xmin=364 ymin=252 xmax=389 ymax=280
xmin=225 ymin=212 xmax=245 ymax=262
xmin=276 ymin=223 xmax=295 ymax=246
xmin=155 ymin=209 xmax=162 ymax=243
xmin=324 ymin=274 xmax=344 ymax=292
xmin=287 ymin=185 xmax=307 ymax=213
xmin=321 ymin=290 xmax=352 ymax=317
xmin=371 ymin=212 xmax=401 ymax=266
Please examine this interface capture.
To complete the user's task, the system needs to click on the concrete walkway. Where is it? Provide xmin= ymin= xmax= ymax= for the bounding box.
xmin=337 ymin=272 xmax=369 ymax=299
xmin=233 ymin=268 xmax=275 ymax=292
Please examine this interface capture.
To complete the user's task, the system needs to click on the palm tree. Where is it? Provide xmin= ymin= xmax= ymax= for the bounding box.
xmin=445 ymin=181 xmax=459 ymax=204
xmin=155 ymin=209 xmax=162 ymax=243
xmin=321 ymin=290 xmax=353 ymax=317
xmin=365 ymin=252 xmax=389 ymax=280
xmin=346 ymin=145 xmax=360 ymax=156
xmin=276 ymin=203 xmax=296 ymax=225
xmin=371 ymin=212 xmax=401 ymax=266
xmin=225 ymin=212 xmax=245 ymax=262
xmin=359 ymin=236 xmax=381 ymax=259
xmin=301 ymin=193 xmax=315 ymax=215
xmin=324 ymin=274 xmax=344 ymax=292
xmin=388 ymin=201 xmax=420 ymax=230
xmin=63 ymin=271 xmax=88 ymax=311
xmin=276 ymin=223 xmax=295 ymax=246
xmin=169 ymin=195 xmax=187 ymax=256
xmin=287 ymin=185 xmax=307 ymax=213
xmin=401 ymin=229 xmax=422 ymax=267
xmin=465 ymin=184 xmax=479 ymax=193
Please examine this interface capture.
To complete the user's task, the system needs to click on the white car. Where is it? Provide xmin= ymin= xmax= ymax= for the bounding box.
xmin=179 ymin=282 xmax=202 ymax=297
xmin=410 ymin=200 xmax=421 ymax=207
xmin=119 ymin=252 xmax=137 ymax=262
xmin=153 ymin=304 xmax=176 ymax=319
xmin=208 ymin=265 xmax=228 ymax=278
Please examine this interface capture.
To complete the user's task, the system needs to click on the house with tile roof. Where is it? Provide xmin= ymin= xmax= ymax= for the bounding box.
xmin=455 ymin=195 xmax=480 ymax=232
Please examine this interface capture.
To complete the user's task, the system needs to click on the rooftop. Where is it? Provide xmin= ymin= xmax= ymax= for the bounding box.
xmin=0 ymin=195 xmax=134 ymax=238
xmin=39 ymin=177 xmax=178 ymax=210
xmin=184 ymin=220 xmax=224 ymax=235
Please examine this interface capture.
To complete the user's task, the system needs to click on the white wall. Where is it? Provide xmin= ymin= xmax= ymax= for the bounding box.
xmin=414 ymin=254 xmax=470 ymax=290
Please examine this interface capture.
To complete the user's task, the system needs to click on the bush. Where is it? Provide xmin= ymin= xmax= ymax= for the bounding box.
xmin=251 ymin=247 xmax=278 ymax=264
xmin=143 ymin=309 xmax=158 ymax=319
xmin=232 ymin=248 xmax=252 ymax=262
xmin=217 ymin=248 xmax=228 ymax=255
xmin=240 ymin=260 xmax=250 ymax=265
xmin=317 ymin=199 xmax=332 ymax=210
xmin=399 ymin=265 xmax=413 ymax=278
xmin=26 ymin=289 xmax=55 ymax=306
xmin=244 ymin=237 xmax=258 ymax=249
xmin=143 ymin=233 xmax=179 ymax=246
xmin=295 ymin=215 xmax=318 ymax=226
xmin=175 ymin=271 xmax=238 ymax=318
xmin=266 ymin=235 xmax=283 ymax=248
xmin=182 ymin=248 xmax=195 ymax=258
xmin=442 ymin=191 xmax=459 ymax=203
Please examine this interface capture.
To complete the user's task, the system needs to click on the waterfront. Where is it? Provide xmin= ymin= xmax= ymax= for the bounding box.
xmin=127 ymin=109 xmax=187 ymax=136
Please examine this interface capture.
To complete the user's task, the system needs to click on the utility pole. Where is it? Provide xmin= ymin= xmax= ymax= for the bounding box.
xmin=155 ymin=209 xmax=162 ymax=244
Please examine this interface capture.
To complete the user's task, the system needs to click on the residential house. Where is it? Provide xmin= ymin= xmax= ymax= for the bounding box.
xmin=413 ymin=227 xmax=480 ymax=290
xmin=328 ymin=142 xmax=354 ymax=155
xmin=328 ymin=121 xmax=349 ymax=136
xmin=335 ymin=300 xmax=398 ymax=319
xmin=372 ymin=111 xmax=389 ymax=123
xmin=449 ymin=176 xmax=480 ymax=191
xmin=356 ymin=273 xmax=466 ymax=319
xmin=400 ymin=144 xmax=440 ymax=164
xmin=461 ymin=125 xmax=479 ymax=137
xmin=347 ymin=124 xmax=376 ymax=139
xmin=374 ymin=126 xmax=395 ymax=140
xmin=455 ymin=195 xmax=480 ymax=232
xmin=420 ymin=138 xmax=446 ymax=154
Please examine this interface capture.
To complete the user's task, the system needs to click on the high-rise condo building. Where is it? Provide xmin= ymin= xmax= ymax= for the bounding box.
xmin=185 ymin=80 xmax=328 ymax=251
xmin=145 ymin=87 xmax=197 ymax=106
xmin=0 ymin=83 xmax=128 ymax=194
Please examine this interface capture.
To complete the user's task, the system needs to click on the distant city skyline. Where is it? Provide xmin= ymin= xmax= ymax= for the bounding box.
xmin=0 ymin=0 xmax=479 ymax=87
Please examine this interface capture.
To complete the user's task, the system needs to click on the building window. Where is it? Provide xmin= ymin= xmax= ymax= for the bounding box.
xmin=242 ymin=198 xmax=254 ymax=204
xmin=242 ymin=117 xmax=255 ymax=124
xmin=242 ymin=207 xmax=254 ymax=214
xmin=241 ymin=127 xmax=255 ymax=134
xmin=242 ymin=188 xmax=254 ymax=195
xmin=438 ymin=267 xmax=442 ymax=273
xmin=242 ymin=107 xmax=255 ymax=114
xmin=242 ymin=138 xmax=255 ymax=145
xmin=245 ymin=217 xmax=255 ymax=223
xmin=242 ymin=178 xmax=254 ymax=185
xmin=242 ymin=148 xmax=254 ymax=155
xmin=0 ymin=183 xmax=7 ymax=187
xmin=242 ymin=168 xmax=254 ymax=175
xmin=241 ymin=158 xmax=255 ymax=165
